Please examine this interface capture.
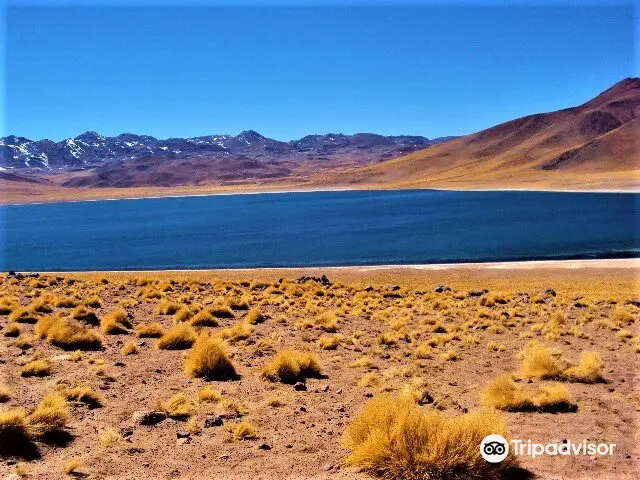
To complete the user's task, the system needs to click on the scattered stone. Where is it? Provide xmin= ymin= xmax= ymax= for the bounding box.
xmin=300 ymin=406 xmax=307 ymax=412
xmin=322 ymin=464 xmax=334 ymax=471
xmin=573 ymin=301 xmax=588 ymax=308
xmin=114 ymin=361 xmax=125 ymax=367
xmin=434 ymin=285 xmax=451 ymax=293
xmin=388 ymin=284 xmax=401 ymax=291
xmin=417 ymin=391 xmax=434 ymax=405
xmin=132 ymin=410 xmax=167 ymax=426
xmin=177 ymin=430 xmax=191 ymax=439
xmin=294 ymin=382 xmax=307 ymax=391
xmin=204 ymin=415 xmax=224 ymax=428
xmin=120 ymin=426 xmax=134 ymax=438
xmin=467 ymin=289 xmax=488 ymax=297
xmin=545 ymin=288 xmax=557 ymax=297
xmin=296 ymin=275 xmax=330 ymax=285
xmin=176 ymin=437 xmax=190 ymax=445
xmin=335 ymin=389 xmax=343 ymax=395
xmin=258 ymin=443 xmax=271 ymax=450
xmin=626 ymin=299 xmax=640 ymax=307
xmin=363 ymin=285 xmax=374 ymax=292
xmin=365 ymin=392 xmax=374 ymax=398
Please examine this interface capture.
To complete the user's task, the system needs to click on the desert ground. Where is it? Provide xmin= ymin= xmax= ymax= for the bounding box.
xmin=1 ymin=260 xmax=638 ymax=479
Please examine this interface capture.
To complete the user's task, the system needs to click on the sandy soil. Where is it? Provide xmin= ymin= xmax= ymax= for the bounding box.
xmin=1 ymin=177 xmax=638 ymax=205
xmin=1 ymin=262 xmax=639 ymax=479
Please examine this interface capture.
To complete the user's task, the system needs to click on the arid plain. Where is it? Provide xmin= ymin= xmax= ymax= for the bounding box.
xmin=0 ymin=260 xmax=638 ymax=479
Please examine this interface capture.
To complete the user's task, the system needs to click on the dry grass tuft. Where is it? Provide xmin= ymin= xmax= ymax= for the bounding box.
xmin=0 ymin=409 xmax=31 ymax=454
xmin=135 ymin=322 xmax=164 ymax=338
xmin=198 ymin=386 xmax=222 ymax=403
xmin=3 ymin=323 xmax=21 ymax=337
xmin=99 ymin=427 xmax=121 ymax=447
xmin=342 ymin=395 xmax=518 ymax=480
xmin=71 ymin=305 xmax=99 ymax=325
xmin=231 ymin=421 xmax=256 ymax=440
xmin=563 ymin=351 xmax=604 ymax=383
xmin=157 ymin=299 xmax=181 ymax=315
xmin=101 ymin=309 xmax=132 ymax=334
xmin=184 ymin=334 xmax=238 ymax=380
xmin=190 ymin=310 xmax=218 ymax=327
xmin=27 ymin=393 xmax=70 ymax=437
xmin=318 ymin=334 xmax=342 ymax=350
xmin=262 ymin=350 xmax=323 ymax=384
xmin=9 ymin=307 xmax=40 ymax=324
xmin=482 ymin=375 xmax=577 ymax=412
xmin=245 ymin=307 xmax=264 ymax=324
xmin=60 ymin=385 xmax=103 ymax=408
xmin=64 ymin=459 xmax=80 ymax=475
xmin=216 ymin=322 xmax=253 ymax=343
xmin=0 ymin=385 xmax=11 ymax=402
xmin=161 ymin=393 xmax=193 ymax=419
xmin=121 ymin=342 xmax=140 ymax=355
xmin=156 ymin=324 xmax=196 ymax=350
xmin=519 ymin=341 xmax=563 ymax=379
xmin=20 ymin=358 xmax=53 ymax=377
xmin=315 ymin=312 xmax=339 ymax=332
xmin=36 ymin=316 xmax=103 ymax=350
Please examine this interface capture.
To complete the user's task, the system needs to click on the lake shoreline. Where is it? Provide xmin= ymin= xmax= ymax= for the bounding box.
xmin=2 ymin=183 xmax=639 ymax=206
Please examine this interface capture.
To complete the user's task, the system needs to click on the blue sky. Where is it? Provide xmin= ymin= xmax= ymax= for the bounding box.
xmin=3 ymin=1 xmax=638 ymax=141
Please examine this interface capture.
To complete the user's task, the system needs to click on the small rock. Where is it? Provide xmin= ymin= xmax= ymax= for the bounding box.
xmin=132 ymin=410 xmax=167 ymax=426
xmin=322 ymin=464 xmax=334 ymax=471
xmin=434 ymin=285 xmax=451 ymax=293
xmin=365 ymin=392 xmax=373 ymax=398
xmin=177 ymin=430 xmax=191 ymax=439
xmin=176 ymin=437 xmax=190 ymax=445
xmin=467 ymin=289 xmax=488 ymax=297
xmin=321 ymin=385 xmax=330 ymax=392
xmin=258 ymin=443 xmax=271 ymax=450
xmin=388 ymin=284 xmax=401 ymax=291
xmin=120 ymin=426 xmax=134 ymax=438
xmin=286 ymin=444 xmax=294 ymax=448
xmin=300 ymin=406 xmax=307 ymax=412
xmin=204 ymin=415 xmax=223 ymax=427
xmin=114 ymin=361 xmax=125 ymax=367
xmin=545 ymin=288 xmax=557 ymax=297
xmin=417 ymin=391 xmax=434 ymax=405
xmin=294 ymin=382 xmax=307 ymax=391
xmin=335 ymin=389 xmax=343 ymax=395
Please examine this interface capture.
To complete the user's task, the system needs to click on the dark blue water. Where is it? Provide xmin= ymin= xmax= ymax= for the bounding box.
xmin=0 ymin=190 xmax=638 ymax=271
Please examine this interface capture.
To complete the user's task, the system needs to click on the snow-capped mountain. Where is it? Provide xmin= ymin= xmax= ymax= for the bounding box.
xmin=0 ymin=130 xmax=455 ymax=171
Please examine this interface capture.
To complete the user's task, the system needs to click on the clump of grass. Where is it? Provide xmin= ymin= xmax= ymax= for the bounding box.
xmin=161 ymin=393 xmax=193 ymax=419
xmin=315 ymin=312 xmax=339 ymax=332
xmin=216 ymin=322 xmax=253 ymax=343
xmin=20 ymin=358 xmax=52 ymax=377
xmin=262 ymin=350 xmax=323 ymax=384
xmin=267 ymin=396 xmax=285 ymax=407
xmin=135 ymin=322 xmax=164 ymax=338
xmin=414 ymin=343 xmax=433 ymax=359
xmin=100 ymin=309 xmax=132 ymax=334
xmin=563 ymin=351 xmax=604 ymax=383
xmin=190 ymin=310 xmax=218 ymax=327
xmin=30 ymin=297 xmax=53 ymax=313
xmin=0 ymin=296 xmax=19 ymax=315
xmin=157 ymin=299 xmax=180 ymax=315
xmin=358 ymin=372 xmax=382 ymax=388
xmin=173 ymin=307 xmax=193 ymax=323
xmin=60 ymin=385 xmax=103 ymax=408
xmin=519 ymin=341 xmax=563 ymax=379
xmin=27 ymin=393 xmax=70 ymax=436
xmin=54 ymin=296 xmax=80 ymax=308
xmin=3 ymin=323 xmax=21 ymax=337
xmin=198 ymin=387 xmax=222 ymax=403
xmin=440 ymin=349 xmax=458 ymax=361
xmin=318 ymin=334 xmax=342 ymax=350
xmin=349 ymin=356 xmax=376 ymax=369
xmin=84 ymin=295 xmax=103 ymax=308
xmin=0 ymin=385 xmax=11 ymax=402
xmin=0 ymin=409 xmax=31 ymax=455
xmin=244 ymin=307 xmax=264 ymax=324
xmin=482 ymin=375 xmax=577 ymax=412
xmin=35 ymin=316 xmax=103 ymax=350
xmin=9 ymin=307 xmax=40 ymax=324
xmin=99 ymin=427 xmax=121 ymax=447
xmin=121 ymin=342 xmax=140 ymax=355
xmin=184 ymin=334 xmax=238 ymax=380
xmin=156 ymin=324 xmax=196 ymax=350
xmin=71 ymin=305 xmax=99 ymax=325
xmin=210 ymin=303 xmax=234 ymax=318
xmin=64 ymin=459 xmax=80 ymax=475
xmin=231 ymin=421 xmax=256 ymax=440
xmin=342 ymin=395 xmax=518 ymax=480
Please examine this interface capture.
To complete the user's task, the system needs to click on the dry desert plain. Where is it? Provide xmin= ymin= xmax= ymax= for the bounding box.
xmin=0 ymin=260 xmax=639 ymax=480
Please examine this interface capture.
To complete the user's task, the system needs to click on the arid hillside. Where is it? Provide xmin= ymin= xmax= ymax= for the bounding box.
xmin=314 ymin=78 xmax=640 ymax=191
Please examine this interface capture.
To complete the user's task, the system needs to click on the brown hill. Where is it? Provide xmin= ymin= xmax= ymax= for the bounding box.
xmin=314 ymin=78 xmax=640 ymax=190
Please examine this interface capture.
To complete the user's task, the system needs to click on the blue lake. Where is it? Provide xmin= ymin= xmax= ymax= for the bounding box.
xmin=0 ymin=190 xmax=638 ymax=271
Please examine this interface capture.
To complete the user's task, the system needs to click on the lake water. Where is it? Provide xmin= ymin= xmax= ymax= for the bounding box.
xmin=0 ymin=190 xmax=638 ymax=271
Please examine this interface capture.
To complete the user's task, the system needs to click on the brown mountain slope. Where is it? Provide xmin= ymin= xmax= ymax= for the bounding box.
xmin=314 ymin=78 xmax=640 ymax=190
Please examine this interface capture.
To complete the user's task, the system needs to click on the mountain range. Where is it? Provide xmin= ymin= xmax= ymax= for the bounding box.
xmin=1 ymin=78 xmax=638 ymax=202
xmin=0 ymin=131 xmax=454 ymax=171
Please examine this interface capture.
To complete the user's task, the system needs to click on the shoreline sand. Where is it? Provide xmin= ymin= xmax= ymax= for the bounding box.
xmin=1 ymin=183 xmax=638 ymax=206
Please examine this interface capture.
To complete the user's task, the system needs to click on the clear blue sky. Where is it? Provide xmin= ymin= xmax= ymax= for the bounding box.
xmin=3 ymin=1 xmax=638 ymax=141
